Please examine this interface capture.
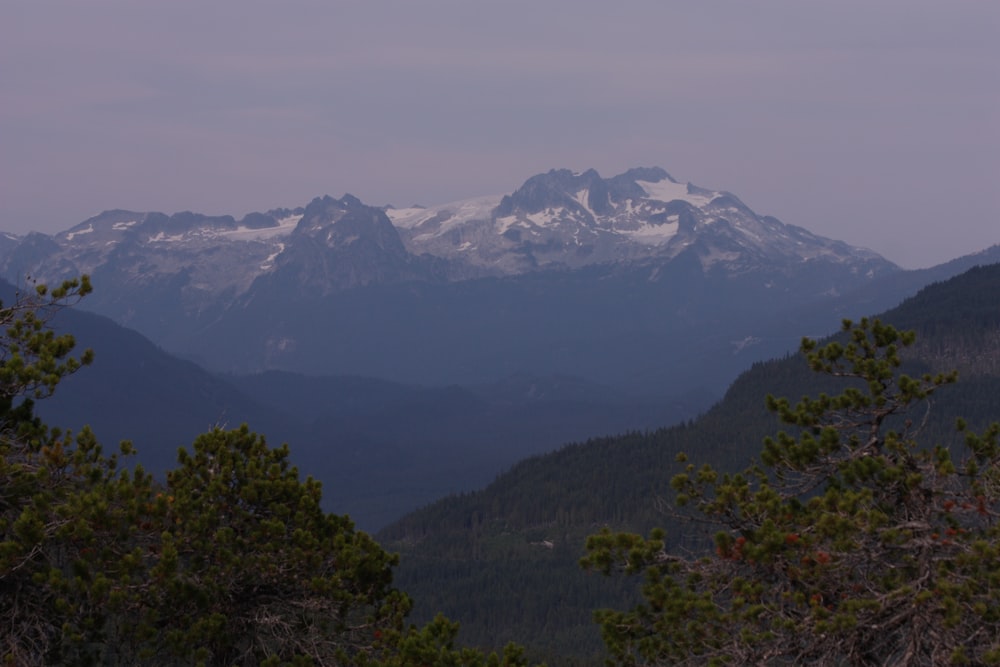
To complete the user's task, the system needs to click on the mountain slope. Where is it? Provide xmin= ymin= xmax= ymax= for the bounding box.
xmin=223 ymin=369 xmax=705 ymax=529
xmin=185 ymin=251 xmax=891 ymax=397
xmin=377 ymin=261 xmax=1000 ymax=665
xmin=8 ymin=285 xmax=308 ymax=478
xmin=16 ymin=279 xmax=705 ymax=530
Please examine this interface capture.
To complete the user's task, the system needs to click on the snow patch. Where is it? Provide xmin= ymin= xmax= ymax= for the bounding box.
xmin=573 ymin=189 xmax=597 ymax=220
xmin=637 ymin=179 xmax=716 ymax=207
xmin=66 ymin=224 xmax=94 ymax=240
xmin=493 ymin=211 xmax=561 ymax=234
xmin=526 ymin=210 xmax=561 ymax=228
xmin=621 ymin=216 xmax=680 ymax=246
xmin=143 ymin=214 xmax=301 ymax=245
xmin=217 ymin=214 xmax=302 ymax=241
xmin=260 ymin=243 xmax=285 ymax=270
xmin=147 ymin=231 xmax=187 ymax=243
xmin=385 ymin=206 xmax=434 ymax=229
xmin=495 ymin=215 xmax=518 ymax=235
xmin=112 ymin=220 xmax=137 ymax=231
xmin=387 ymin=195 xmax=501 ymax=231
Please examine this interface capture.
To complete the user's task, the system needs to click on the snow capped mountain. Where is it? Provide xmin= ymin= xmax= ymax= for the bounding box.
xmin=0 ymin=165 xmax=898 ymax=361
xmin=241 ymin=194 xmax=463 ymax=299
xmin=0 ymin=165 xmax=921 ymax=399
xmin=1 ymin=166 xmax=892 ymax=300
xmin=386 ymin=167 xmax=887 ymax=275
xmin=0 ymin=194 xmax=442 ymax=307
xmin=0 ymin=208 xmax=304 ymax=303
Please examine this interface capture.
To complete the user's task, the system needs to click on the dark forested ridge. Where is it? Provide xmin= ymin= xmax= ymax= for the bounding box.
xmin=19 ymin=246 xmax=1000 ymax=533
xmin=33 ymin=306 xmax=312 ymax=476
xmin=22 ymin=283 xmax=705 ymax=531
xmin=378 ymin=261 xmax=1000 ymax=665
xmin=225 ymin=370 xmax=706 ymax=530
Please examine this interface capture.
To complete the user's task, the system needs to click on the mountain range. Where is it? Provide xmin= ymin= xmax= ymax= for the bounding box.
xmin=4 ymin=166 xmax=999 ymax=532
xmin=1 ymin=167 xmax=900 ymax=396
xmin=3 ymin=166 xmax=890 ymax=293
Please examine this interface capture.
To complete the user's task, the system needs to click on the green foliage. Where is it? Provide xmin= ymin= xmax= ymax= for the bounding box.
xmin=582 ymin=318 xmax=1000 ymax=665
xmin=365 ymin=614 xmax=536 ymax=667
xmin=382 ymin=265 xmax=1000 ymax=666
xmin=0 ymin=278 xmax=541 ymax=666
xmin=116 ymin=425 xmax=408 ymax=664
xmin=0 ymin=276 xmax=139 ymax=665
xmin=0 ymin=275 xmax=93 ymax=403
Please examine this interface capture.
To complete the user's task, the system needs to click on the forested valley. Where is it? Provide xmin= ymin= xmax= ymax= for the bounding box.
xmin=2 ymin=262 xmax=999 ymax=665
xmin=380 ymin=263 xmax=1000 ymax=665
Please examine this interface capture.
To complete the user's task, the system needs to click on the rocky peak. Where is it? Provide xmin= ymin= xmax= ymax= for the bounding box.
xmin=495 ymin=168 xmax=609 ymax=218
xmin=605 ymin=167 xmax=672 ymax=202
xmin=390 ymin=166 xmax=896 ymax=277
xmin=294 ymin=195 xmax=407 ymax=256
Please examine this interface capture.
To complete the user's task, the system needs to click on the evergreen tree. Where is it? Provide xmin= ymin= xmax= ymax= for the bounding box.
xmin=0 ymin=278 xmax=540 ymax=666
xmin=582 ymin=318 xmax=1000 ymax=665
xmin=132 ymin=425 xmax=409 ymax=664
xmin=0 ymin=276 xmax=142 ymax=664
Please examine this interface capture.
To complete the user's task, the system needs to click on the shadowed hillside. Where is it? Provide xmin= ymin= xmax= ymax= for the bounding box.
xmin=378 ymin=262 xmax=1000 ymax=665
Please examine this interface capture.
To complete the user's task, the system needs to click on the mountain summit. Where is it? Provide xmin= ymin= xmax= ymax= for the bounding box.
xmin=387 ymin=167 xmax=888 ymax=275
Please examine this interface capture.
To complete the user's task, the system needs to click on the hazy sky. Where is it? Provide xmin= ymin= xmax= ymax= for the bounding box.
xmin=2 ymin=1 xmax=997 ymax=268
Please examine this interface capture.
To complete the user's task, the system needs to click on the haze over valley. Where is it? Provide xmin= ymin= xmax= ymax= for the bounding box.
xmin=4 ymin=165 xmax=998 ymax=530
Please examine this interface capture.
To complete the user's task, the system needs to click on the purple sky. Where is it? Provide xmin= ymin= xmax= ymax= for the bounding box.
xmin=2 ymin=1 xmax=997 ymax=268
